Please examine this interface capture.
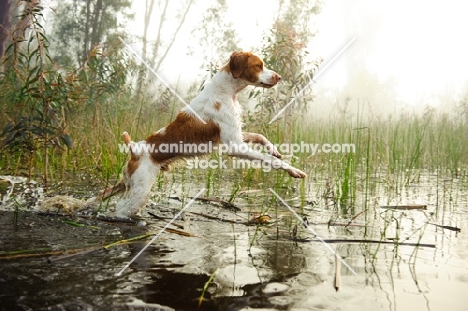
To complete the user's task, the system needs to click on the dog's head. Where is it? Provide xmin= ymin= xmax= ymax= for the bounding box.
xmin=228 ymin=51 xmax=281 ymax=88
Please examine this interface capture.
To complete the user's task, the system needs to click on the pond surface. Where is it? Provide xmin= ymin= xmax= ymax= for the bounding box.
xmin=0 ymin=171 xmax=467 ymax=310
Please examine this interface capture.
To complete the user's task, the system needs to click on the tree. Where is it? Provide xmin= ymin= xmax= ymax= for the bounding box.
xmin=259 ymin=0 xmax=323 ymax=125
xmin=1 ymin=0 xmax=72 ymax=185
xmin=190 ymin=0 xmax=239 ymax=74
xmin=186 ymin=0 xmax=240 ymax=98
xmin=135 ymin=0 xmax=195 ymax=98
xmin=148 ymin=0 xmax=195 ymax=72
xmin=49 ymin=0 xmax=133 ymax=67
xmin=0 ymin=0 xmax=12 ymax=60
xmin=1 ymin=0 xmax=132 ymax=186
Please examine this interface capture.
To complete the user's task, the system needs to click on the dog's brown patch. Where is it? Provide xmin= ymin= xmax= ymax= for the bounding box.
xmin=213 ymin=102 xmax=221 ymax=110
xmin=146 ymin=111 xmax=221 ymax=166
xmin=122 ymin=131 xmax=141 ymax=177
xmin=127 ymin=153 xmax=140 ymax=176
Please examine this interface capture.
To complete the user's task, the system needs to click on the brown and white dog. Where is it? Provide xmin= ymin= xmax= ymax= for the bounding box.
xmin=99 ymin=52 xmax=307 ymax=217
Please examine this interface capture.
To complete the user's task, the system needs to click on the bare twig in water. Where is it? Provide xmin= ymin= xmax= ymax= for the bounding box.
xmin=0 ymin=248 xmax=58 ymax=259
xmin=429 ymin=223 xmax=461 ymax=232
xmin=334 ymin=252 xmax=341 ymax=291
xmin=49 ymin=246 xmax=103 ymax=262
xmin=344 ymin=210 xmax=366 ymax=228
xmin=103 ymin=233 xmax=163 ymax=249
xmin=0 ymin=229 xmax=195 ymax=261
xmin=380 ymin=204 xmax=427 ymax=210
xmin=292 ymin=238 xmax=435 ymax=248
xmin=153 ymin=227 xmax=196 ymax=237
xmin=170 ymin=196 xmax=241 ymax=211
xmin=191 ymin=196 xmax=241 ymax=211
xmin=189 ymin=212 xmax=240 ymax=224
xmin=147 ymin=211 xmax=184 ymax=229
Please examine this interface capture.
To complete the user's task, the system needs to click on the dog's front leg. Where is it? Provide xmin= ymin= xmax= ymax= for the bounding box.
xmin=242 ymin=132 xmax=282 ymax=159
xmin=228 ymin=143 xmax=306 ymax=178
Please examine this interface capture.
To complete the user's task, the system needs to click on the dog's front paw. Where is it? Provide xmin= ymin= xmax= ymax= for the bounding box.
xmin=287 ymin=167 xmax=307 ymax=178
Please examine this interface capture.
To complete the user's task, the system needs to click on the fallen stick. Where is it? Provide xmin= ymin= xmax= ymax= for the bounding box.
xmin=429 ymin=223 xmax=461 ymax=232
xmin=292 ymin=238 xmax=435 ymax=248
xmin=170 ymin=195 xmax=241 ymax=211
xmin=344 ymin=210 xmax=366 ymax=228
xmin=0 ymin=229 xmax=195 ymax=261
xmin=147 ymin=211 xmax=185 ymax=229
xmin=0 ymin=248 xmax=55 ymax=259
xmin=380 ymin=204 xmax=427 ymax=210
xmin=194 ymin=197 xmax=241 ymax=211
xmin=104 ymin=233 xmax=160 ymax=249
xmin=153 ymin=227 xmax=196 ymax=237
xmin=0 ymin=246 xmax=100 ymax=260
xmin=189 ymin=211 xmax=241 ymax=224
xmin=49 ymin=246 xmax=103 ymax=262
xmin=334 ymin=252 xmax=341 ymax=291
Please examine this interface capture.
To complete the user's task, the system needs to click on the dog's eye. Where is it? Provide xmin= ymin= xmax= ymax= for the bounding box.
xmin=256 ymin=64 xmax=263 ymax=69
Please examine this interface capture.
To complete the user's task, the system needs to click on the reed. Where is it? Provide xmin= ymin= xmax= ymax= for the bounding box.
xmin=1 ymin=84 xmax=467 ymax=218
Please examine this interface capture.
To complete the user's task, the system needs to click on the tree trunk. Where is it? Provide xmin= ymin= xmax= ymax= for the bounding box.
xmin=135 ymin=0 xmax=155 ymax=99
xmin=90 ymin=0 xmax=103 ymax=48
xmin=150 ymin=0 xmax=169 ymax=68
xmin=0 ymin=0 xmax=11 ymax=60
xmin=142 ymin=0 xmax=155 ymax=60
xmin=154 ymin=0 xmax=194 ymax=72
xmin=83 ymin=0 xmax=91 ymax=60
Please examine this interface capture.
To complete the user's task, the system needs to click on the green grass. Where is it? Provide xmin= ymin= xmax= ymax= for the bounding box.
xmin=1 ymin=92 xmax=467 ymax=256
xmin=1 ymin=93 xmax=467 ymax=218
xmin=249 ymin=104 xmax=468 ymax=215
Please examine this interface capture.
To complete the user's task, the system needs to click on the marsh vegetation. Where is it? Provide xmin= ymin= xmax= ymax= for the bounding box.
xmin=0 ymin=1 xmax=467 ymax=310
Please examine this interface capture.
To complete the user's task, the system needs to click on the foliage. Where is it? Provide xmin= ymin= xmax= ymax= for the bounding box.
xmin=0 ymin=0 xmax=466 ymax=206
xmin=0 ymin=1 xmax=72 ymax=180
xmin=0 ymin=1 xmax=132 ymax=183
xmin=252 ymin=0 xmax=324 ymax=128
xmin=189 ymin=0 xmax=240 ymax=70
xmin=49 ymin=0 xmax=133 ymax=67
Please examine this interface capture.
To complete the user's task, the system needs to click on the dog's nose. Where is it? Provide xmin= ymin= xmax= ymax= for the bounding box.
xmin=274 ymin=73 xmax=281 ymax=83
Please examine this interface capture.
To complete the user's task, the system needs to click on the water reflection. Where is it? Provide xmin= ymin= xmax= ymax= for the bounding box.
xmin=0 ymin=172 xmax=466 ymax=310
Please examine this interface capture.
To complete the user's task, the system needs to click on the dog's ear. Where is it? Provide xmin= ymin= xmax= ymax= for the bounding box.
xmin=229 ymin=52 xmax=251 ymax=79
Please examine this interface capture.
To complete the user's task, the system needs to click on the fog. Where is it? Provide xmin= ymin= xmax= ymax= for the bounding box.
xmin=311 ymin=0 xmax=468 ymax=117
xmin=127 ymin=0 xmax=468 ymax=118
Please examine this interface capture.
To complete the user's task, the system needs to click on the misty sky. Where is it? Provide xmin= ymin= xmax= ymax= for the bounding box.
xmin=128 ymin=0 xmax=468 ymax=113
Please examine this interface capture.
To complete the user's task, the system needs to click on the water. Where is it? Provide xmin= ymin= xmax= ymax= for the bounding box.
xmin=0 ymin=171 xmax=467 ymax=310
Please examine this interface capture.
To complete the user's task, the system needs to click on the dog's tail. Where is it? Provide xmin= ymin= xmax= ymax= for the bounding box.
xmin=122 ymin=131 xmax=132 ymax=145
xmin=96 ymin=180 xmax=127 ymax=200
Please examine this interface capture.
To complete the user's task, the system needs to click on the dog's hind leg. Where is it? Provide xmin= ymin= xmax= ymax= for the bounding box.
xmin=102 ymin=131 xmax=159 ymax=218
xmin=115 ymin=157 xmax=159 ymax=218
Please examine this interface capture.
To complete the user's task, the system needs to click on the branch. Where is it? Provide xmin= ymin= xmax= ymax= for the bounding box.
xmin=142 ymin=0 xmax=155 ymax=60
xmin=154 ymin=0 xmax=194 ymax=72
xmin=151 ymin=0 xmax=169 ymax=67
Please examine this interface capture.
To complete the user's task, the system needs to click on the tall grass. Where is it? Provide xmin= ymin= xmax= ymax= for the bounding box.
xmin=248 ymin=101 xmax=468 ymax=214
xmin=1 ymin=82 xmax=467 ymax=207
